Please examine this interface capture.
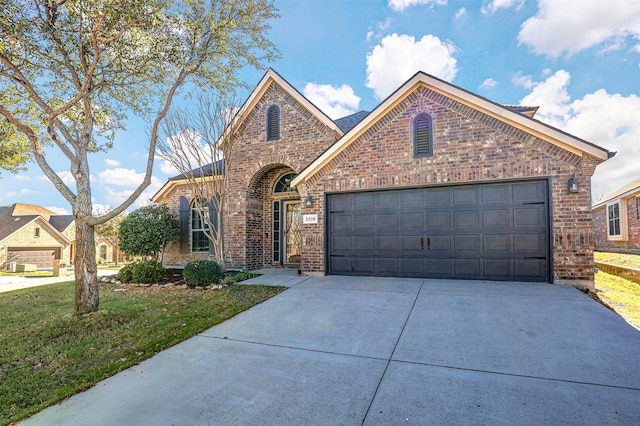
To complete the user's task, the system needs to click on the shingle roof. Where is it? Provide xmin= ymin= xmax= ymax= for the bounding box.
xmin=49 ymin=215 xmax=74 ymax=233
xmin=335 ymin=111 xmax=370 ymax=133
xmin=169 ymin=159 xmax=225 ymax=181
xmin=592 ymin=176 xmax=640 ymax=209
xmin=0 ymin=205 xmax=38 ymax=241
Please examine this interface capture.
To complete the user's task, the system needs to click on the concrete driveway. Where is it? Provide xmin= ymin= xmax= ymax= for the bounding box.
xmin=23 ymin=276 xmax=640 ymax=425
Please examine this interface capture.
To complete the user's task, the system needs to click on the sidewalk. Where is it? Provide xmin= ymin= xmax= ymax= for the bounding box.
xmin=0 ymin=269 xmax=118 ymax=293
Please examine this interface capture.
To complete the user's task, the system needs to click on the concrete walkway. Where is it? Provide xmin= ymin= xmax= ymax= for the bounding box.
xmin=0 ymin=269 xmax=118 ymax=293
xmin=22 ymin=274 xmax=640 ymax=425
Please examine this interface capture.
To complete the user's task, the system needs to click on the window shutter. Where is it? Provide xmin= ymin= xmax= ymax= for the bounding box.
xmin=414 ymin=113 xmax=433 ymax=157
xmin=208 ymin=199 xmax=217 ymax=254
xmin=179 ymin=196 xmax=189 ymax=253
xmin=266 ymin=105 xmax=280 ymax=141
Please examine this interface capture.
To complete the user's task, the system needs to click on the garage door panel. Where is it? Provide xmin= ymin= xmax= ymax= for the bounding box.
xmin=427 ymin=211 xmax=450 ymax=228
xmin=484 ymin=235 xmax=510 ymax=252
xmin=484 ymin=259 xmax=512 ymax=278
xmin=330 ymin=193 xmax=352 ymax=211
xmin=482 ymin=184 xmax=509 ymax=203
xmin=328 ymin=180 xmax=549 ymax=282
xmin=454 ymin=211 xmax=479 ymax=228
xmin=453 ymin=187 xmax=479 ymax=205
xmin=454 ymin=234 xmax=480 ymax=252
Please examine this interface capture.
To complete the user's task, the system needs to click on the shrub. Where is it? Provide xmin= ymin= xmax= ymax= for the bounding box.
xmin=183 ymin=260 xmax=223 ymax=287
xmin=117 ymin=260 xmax=164 ymax=284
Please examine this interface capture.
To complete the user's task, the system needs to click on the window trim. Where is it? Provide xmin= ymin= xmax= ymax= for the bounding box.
xmin=266 ymin=105 xmax=280 ymax=141
xmin=606 ymin=200 xmax=628 ymax=241
xmin=190 ymin=197 xmax=210 ymax=252
xmin=413 ymin=112 xmax=433 ymax=158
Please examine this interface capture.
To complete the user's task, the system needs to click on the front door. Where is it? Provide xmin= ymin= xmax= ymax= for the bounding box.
xmin=283 ymin=200 xmax=302 ymax=265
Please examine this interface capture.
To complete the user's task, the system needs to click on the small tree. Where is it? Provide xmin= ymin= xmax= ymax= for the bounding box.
xmin=119 ymin=204 xmax=179 ymax=261
xmin=157 ymin=93 xmax=239 ymax=270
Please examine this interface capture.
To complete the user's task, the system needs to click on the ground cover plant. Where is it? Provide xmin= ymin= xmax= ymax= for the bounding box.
xmin=595 ymin=270 xmax=640 ymax=330
xmin=0 ymin=279 xmax=285 ymax=425
xmin=594 ymin=251 xmax=640 ymax=269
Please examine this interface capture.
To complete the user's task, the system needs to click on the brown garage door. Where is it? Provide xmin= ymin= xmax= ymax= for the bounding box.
xmin=7 ymin=248 xmax=56 ymax=269
xmin=327 ymin=180 xmax=550 ymax=281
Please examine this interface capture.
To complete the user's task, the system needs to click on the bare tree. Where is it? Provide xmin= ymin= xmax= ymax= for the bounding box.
xmin=157 ymin=92 xmax=240 ymax=270
xmin=0 ymin=0 xmax=279 ymax=313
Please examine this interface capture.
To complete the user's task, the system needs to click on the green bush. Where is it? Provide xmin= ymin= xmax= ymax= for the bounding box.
xmin=117 ymin=260 xmax=164 ymax=284
xmin=183 ymin=260 xmax=223 ymax=287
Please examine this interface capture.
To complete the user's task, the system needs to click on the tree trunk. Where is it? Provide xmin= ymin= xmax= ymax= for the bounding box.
xmin=74 ymin=218 xmax=99 ymax=314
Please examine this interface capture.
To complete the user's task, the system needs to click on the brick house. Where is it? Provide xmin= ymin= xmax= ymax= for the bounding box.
xmin=153 ymin=69 xmax=612 ymax=290
xmin=0 ymin=203 xmax=118 ymax=269
xmin=592 ymin=177 xmax=640 ymax=253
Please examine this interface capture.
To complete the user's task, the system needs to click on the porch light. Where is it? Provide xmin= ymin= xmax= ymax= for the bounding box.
xmin=305 ymin=194 xmax=313 ymax=207
xmin=568 ymin=175 xmax=579 ymax=193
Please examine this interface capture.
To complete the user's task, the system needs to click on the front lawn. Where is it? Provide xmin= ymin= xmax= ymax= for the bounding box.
xmin=595 ymin=271 xmax=640 ymax=330
xmin=594 ymin=251 xmax=640 ymax=269
xmin=0 ymin=280 xmax=285 ymax=425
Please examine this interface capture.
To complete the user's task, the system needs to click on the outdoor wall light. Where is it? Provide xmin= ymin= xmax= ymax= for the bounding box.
xmin=568 ymin=175 xmax=579 ymax=194
xmin=305 ymin=194 xmax=313 ymax=207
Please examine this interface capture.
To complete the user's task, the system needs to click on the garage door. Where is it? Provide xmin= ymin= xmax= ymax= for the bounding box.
xmin=327 ymin=180 xmax=549 ymax=281
xmin=7 ymin=248 xmax=56 ymax=269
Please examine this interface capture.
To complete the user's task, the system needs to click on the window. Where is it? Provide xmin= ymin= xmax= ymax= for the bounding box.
xmin=191 ymin=198 xmax=210 ymax=252
xmin=413 ymin=113 xmax=433 ymax=157
xmin=608 ymin=202 xmax=621 ymax=237
xmin=266 ymin=105 xmax=280 ymax=141
xmin=273 ymin=201 xmax=280 ymax=262
xmin=99 ymin=244 xmax=107 ymax=261
xmin=636 ymin=197 xmax=640 ymax=220
xmin=274 ymin=172 xmax=298 ymax=193
xmin=34 ymin=227 xmax=40 ymax=238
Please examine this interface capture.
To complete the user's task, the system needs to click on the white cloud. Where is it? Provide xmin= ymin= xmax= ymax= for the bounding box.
xmin=518 ymin=70 xmax=640 ymax=200
xmin=5 ymin=188 xmax=36 ymax=198
xmin=518 ymin=0 xmax=640 ymax=57
xmin=99 ymin=175 xmax=162 ymax=208
xmin=366 ymin=18 xmax=392 ymax=42
xmin=156 ymin=129 xmax=217 ymax=176
xmin=389 ymin=0 xmax=447 ymax=12
xmin=104 ymin=158 xmax=121 ymax=167
xmin=98 ymin=168 xmax=146 ymax=187
xmin=512 ymin=72 xmax=536 ymax=90
xmin=46 ymin=206 xmax=71 ymax=215
xmin=454 ymin=8 xmax=467 ymax=20
xmin=481 ymin=0 xmax=524 ymax=14
xmin=56 ymin=171 xmax=75 ymax=186
xmin=15 ymin=175 xmax=31 ymax=181
xmin=366 ymin=33 xmax=458 ymax=99
xmin=303 ymin=83 xmax=361 ymax=119
xmin=480 ymin=78 xmax=498 ymax=89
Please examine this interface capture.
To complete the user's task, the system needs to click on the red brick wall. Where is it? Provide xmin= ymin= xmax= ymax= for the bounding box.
xmin=594 ymin=196 xmax=640 ymax=251
xmin=223 ymin=81 xmax=341 ymax=269
xmin=300 ymin=86 xmax=601 ymax=288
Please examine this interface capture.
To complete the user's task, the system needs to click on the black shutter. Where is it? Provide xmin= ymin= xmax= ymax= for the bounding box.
xmin=179 ymin=196 xmax=189 ymax=253
xmin=266 ymin=105 xmax=280 ymax=141
xmin=208 ymin=199 xmax=217 ymax=254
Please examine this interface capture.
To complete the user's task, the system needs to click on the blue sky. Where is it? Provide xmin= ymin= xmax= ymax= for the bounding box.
xmin=2 ymin=0 xmax=639 ymax=214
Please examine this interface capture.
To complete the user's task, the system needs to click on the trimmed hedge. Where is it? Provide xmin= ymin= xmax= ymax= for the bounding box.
xmin=117 ymin=260 xmax=165 ymax=284
xmin=183 ymin=260 xmax=223 ymax=287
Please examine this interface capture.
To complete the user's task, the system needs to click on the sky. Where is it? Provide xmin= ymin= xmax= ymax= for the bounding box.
xmin=1 ymin=0 xmax=639 ymax=215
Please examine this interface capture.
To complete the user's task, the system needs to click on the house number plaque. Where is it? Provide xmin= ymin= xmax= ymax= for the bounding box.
xmin=302 ymin=214 xmax=318 ymax=224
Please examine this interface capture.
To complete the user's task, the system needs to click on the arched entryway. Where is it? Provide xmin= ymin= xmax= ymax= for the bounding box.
xmin=246 ymin=164 xmax=302 ymax=269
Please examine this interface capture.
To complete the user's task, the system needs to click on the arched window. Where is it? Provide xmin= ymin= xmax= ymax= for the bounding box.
xmin=191 ymin=197 xmax=209 ymax=252
xmin=274 ymin=172 xmax=298 ymax=193
xmin=266 ymin=105 xmax=280 ymax=141
xmin=413 ymin=113 xmax=433 ymax=157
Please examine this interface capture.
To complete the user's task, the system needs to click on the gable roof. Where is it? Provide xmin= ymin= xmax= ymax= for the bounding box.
xmin=335 ymin=111 xmax=370 ymax=132
xmin=0 ymin=204 xmax=71 ymax=245
xmin=49 ymin=215 xmax=75 ymax=233
xmin=292 ymin=71 xmax=612 ymax=187
xmin=593 ymin=176 xmax=640 ymax=209
xmin=232 ymin=68 xmax=344 ymax=138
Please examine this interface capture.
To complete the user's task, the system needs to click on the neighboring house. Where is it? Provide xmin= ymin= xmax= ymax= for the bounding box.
xmin=592 ymin=177 xmax=640 ymax=253
xmin=0 ymin=203 xmax=118 ymax=269
xmin=153 ymin=69 xmax=612 ymax=290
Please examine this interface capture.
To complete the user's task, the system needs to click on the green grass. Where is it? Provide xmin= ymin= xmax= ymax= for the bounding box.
xmin=594 ymin=251 xmax=640 ymax=269
xmin=0 ymin=280 xmax=285 ymax=425
xmin=595 ymin=271 xmax=640 ymax=330
xmin=0 ymin=271 xmax=54 ymax=277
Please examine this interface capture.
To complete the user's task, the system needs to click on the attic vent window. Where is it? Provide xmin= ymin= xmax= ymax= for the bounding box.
xmin=266 ymin=105 xmax=280 ymax=141
xmin=413 ymin=113 xmax=433 ymax=157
